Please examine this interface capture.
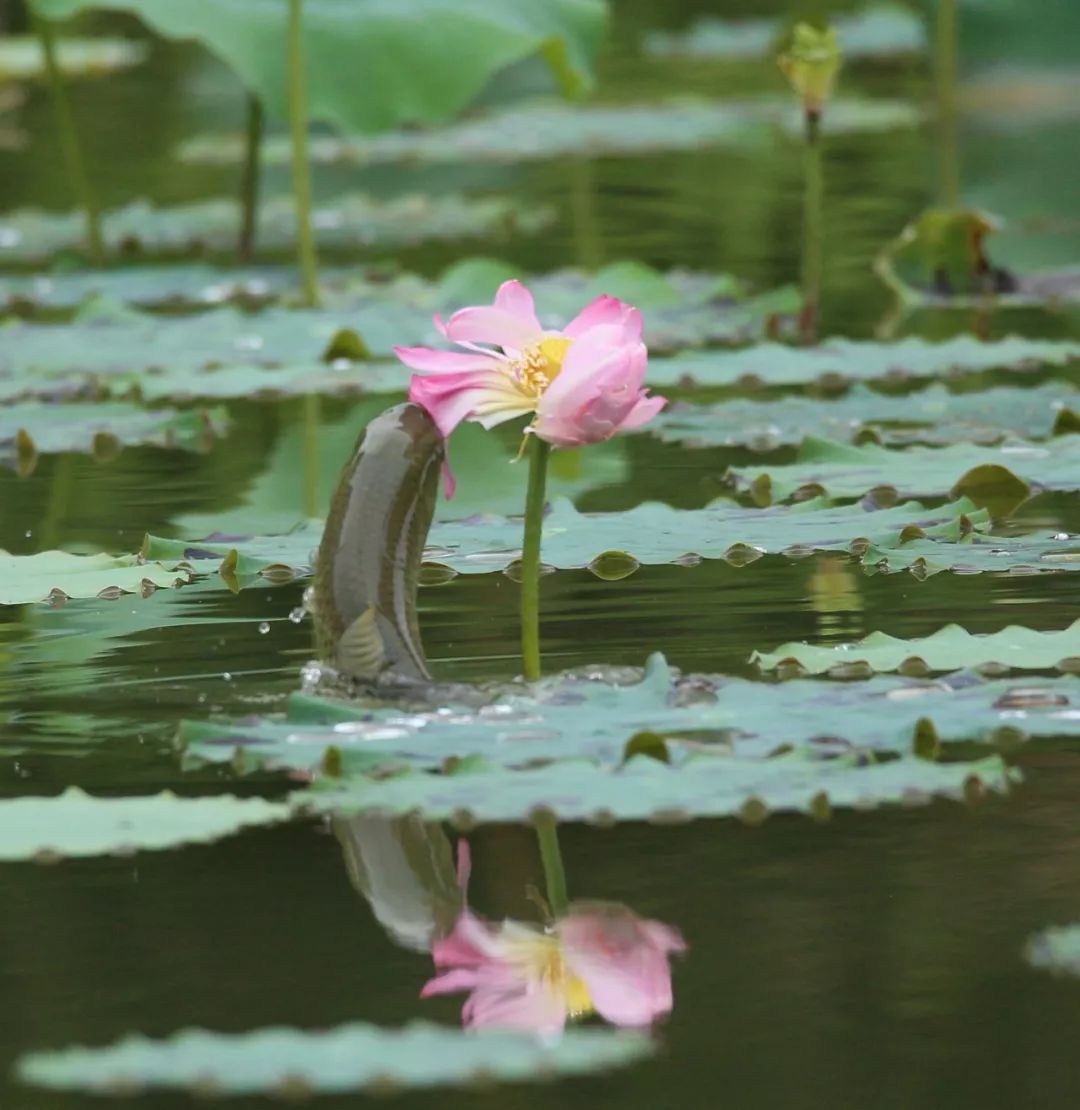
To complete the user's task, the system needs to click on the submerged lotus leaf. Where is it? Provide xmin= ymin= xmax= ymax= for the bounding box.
xmin=652 ymin=383 xmax=1080 ymax=450
xmin=181 ymin=651 xmax=1080 ymax=777
xmin=0 ymin=551 xmax=190 ymax=605
xmin=731 ymin=436 xmax=1080 ymax=509
xmin=0 ymin=400 xmax=228 ymax=473
xmin=1025 ymin=926 xmax=1080 ymax=977
xmin=294 ymin=754 xmax=1012 ymax=826
xmin=647 ymin=337 xmax=1080 ymax=389
xmin=146 ymin=497 xmax=990 ymax=585
xmin=16 ymin=1022 xmax=649 ymax=1095
xmin=0 ymin=192 xmax=553 ymax=265
xmin=752 ymin=619 xmax=1080 ymax=677
xmin=0 ymin=787 xmax=288 ymax=861
xmin=644 ymin=3 xmax=925 ymax=61
xmin=0 ymin=35 xmax=148 ymax=79
xmin=33 ymin=0 xmax=605 ymax=131
xmin=177 ymin=95 xmax=922 ymax=167
xmin=864 ymin=529 xmax=1080 ymax=577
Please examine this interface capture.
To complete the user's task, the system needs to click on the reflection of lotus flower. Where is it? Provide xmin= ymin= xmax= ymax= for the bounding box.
xmin=396 ymin=280 xmax=665 ymax=479
xmin=778 ymin=23 xmax=843 ymax=115
xmin=421 ymin=847 xmax=685 ymax=1035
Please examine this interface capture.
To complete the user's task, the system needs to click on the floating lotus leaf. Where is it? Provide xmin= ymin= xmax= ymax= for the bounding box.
xmin=1025 ymin=926 xmax=1080 ymax=977
xmin=731 ymin=436 xmax=1080 ymax=509
xmin=0 ymin=35 xmax=148 ymax=79
xmin=147 ymin=497 xmax=990 ymax=586
xmin=0 ymin=272 xmax=795 ymax=404
xmin=32 ymin=0 xmax=605 ymax=131
xmin=0 ymin=259 xmax=739 ymax=313
xmin=652 ymin=383 xmax=1080 ymax=450
xmin=177 ymin=95 xmax=922 ymax=167
xmin=646 ymin=337 xmax=1080 ymax=389
xmin=644 ymin=3 xmax=925 ymax=61
xmin=752 ymin=619 xmax=1080 ymax=677
xmin=16 ymin=1022 xmax=649 ymax=1096
xmin=0 ymin=787 xmax=288 ymax=860
xmin=0 ymin=400 xmax=228 ymax=474
xmin=181 ymin=651 xmax=1080 ymax=776
xmin=293 ymin=754 xmax=1012 ymax=826
xmin=0 ymin=192 xmax=553 ymax=265
xmin=864 ymin=529 xmax=1080 ymax=577
xmin=0 ymin=550 xmax=190 ymax=605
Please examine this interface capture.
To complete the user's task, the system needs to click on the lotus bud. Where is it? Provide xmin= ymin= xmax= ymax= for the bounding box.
xmin=778 ymin=23 xmax=843 ymax=118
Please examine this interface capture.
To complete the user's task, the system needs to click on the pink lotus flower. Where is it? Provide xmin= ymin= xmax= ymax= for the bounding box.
xmin=395 ymin=280 xmax=666 ymax=490
xmin=420 ymin=847 xmax=685 ymax=1035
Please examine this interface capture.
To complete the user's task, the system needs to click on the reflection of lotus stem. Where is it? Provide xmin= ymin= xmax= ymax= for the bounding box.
xmin=520 ymin=436 xmax=551 ymax=681
xmin=237 ymin=93 xmax=264 ymax=262
xmin=799 ymin=109 xmax=823 ymax=345
xmin=33 ymin=14 xmax=104 ymax=266
xmin=287 ymin=0 xmax=320 ymax=307
xmin=570 ymin=158 xmax=601 ymax=270
xmin=936 ymin=0 xmax=960 ymax=207
xmin=534 ymin=812 xmax=569 ymax=918
xmin=302 ymin=393 xmax=320 ymax=517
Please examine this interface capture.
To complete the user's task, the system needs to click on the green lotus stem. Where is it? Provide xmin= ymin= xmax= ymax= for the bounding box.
xmin=287 ymin=0 xmax=320 ymax=307
xmin=302 ymin=393 xmax=321 ymax=517
xmin=520 ymin=435 xmax=551 ymax=681
xmin=237 ymin=92 xmax=264 ymax=262
xmin=799 ymin=109 xmax=823 ymax=345
xmin=33 ymin=13 xmax=104 ymax=266
xmin=534 ymin=812 xmax=569 ymax=918
xmin=936 ymin=0 xmax=960 ymax=208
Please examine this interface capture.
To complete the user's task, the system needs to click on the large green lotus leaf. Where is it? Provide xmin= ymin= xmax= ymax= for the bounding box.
xmin=864 ymin=530 xmax=1080 ymax=578
xmin=0 ymin=400 xmax=228 ymax=473
xmin=167 ymin=408 xmax=625 ymax=541
xmin=32 ymin=0 xmax=605 ymax=132
xmin=646 ymin=337 xmax=1080 ymax=389
xmin=293 ymin=753 xmax=1013 ymax=826
xmin=180 ymin=651 xmax=1080 ymax=776
xmin=875 ymin=209 xmax=1080 ymax=309
xmin=177 ymin=95 xmax=922 ymax=167
xmin=0 ymin=787 xmax=288 ymax=860
xmin=731 ymin=436 xmax=1080 ymax=508
xmin=17 ymin=1022 xmax=649 ymax=1096
xmin=0 ymin=35 xmax=148 ymax=79
xmin=148 ymin=496 xmax=990 ymax=585
xmin=0 ymin=192 xmax=553 ymax=265
xmin=752 ymin=619 xmax=1080 ymax=677
xmin=1025 ymin=926 xmax=1080 ymax=977
xmin=0 ymin=551 xmax=190 ymax=605
xmin=652 ymin=383 xmax=1080 ymax=450
xmin=644 ymin=3 xmax=925 ymax=61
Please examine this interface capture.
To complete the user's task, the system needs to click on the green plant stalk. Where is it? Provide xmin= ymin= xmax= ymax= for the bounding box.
xmin=287 ymin=0 xmax=320 ymax=307
xmin=936 ymin=0 xmax=960 ymax=208
xmin=302 ymin=393 xmax=321 ymax=517
xmin=520 ymin=435 xmax=551 ymax=681
xmin=799 ymin=109 xmax=823 ymax=345
xmin=534 ymin=811 xmax=569 ymax=918
xmin=33 ymin=13 xmax=104 ymax=266
xmin=237 ymin=93 xmax=264 ymax=262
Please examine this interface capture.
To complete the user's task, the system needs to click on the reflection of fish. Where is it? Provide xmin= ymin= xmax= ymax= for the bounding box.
xmin=312 ymin=403 xmax=443 ymax=681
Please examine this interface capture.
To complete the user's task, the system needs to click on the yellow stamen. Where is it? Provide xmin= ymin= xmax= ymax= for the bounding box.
xmin=505 ymin=932 xmax=595 ymax=1020
xmin=513 ymin=337 xmax=573 ymax=397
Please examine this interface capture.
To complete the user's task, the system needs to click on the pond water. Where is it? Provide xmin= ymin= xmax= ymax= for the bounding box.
xmin=2 ymin=0 xmax=1080 ymax=1106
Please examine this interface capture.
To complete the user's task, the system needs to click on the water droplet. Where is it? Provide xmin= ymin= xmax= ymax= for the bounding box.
xmin=258 ymin=621 xmax=270 ymax=634
xmin=289 ymin=607 xmax=305 ymax=624
xmin=197 ymin=693 xmax=207 ymax=704
xmin=302 ymin=585 xmax=316 ymax=608
xmin=222 ymin=672 xmax=233 ymax=682
xmin=24 ymin=529 xmax=31 ymax=538
xmin=1054 ymin=532 xmax=1071 ymax=541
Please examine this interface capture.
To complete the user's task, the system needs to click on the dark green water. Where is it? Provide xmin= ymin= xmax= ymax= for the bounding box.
xmin=2 ymin=0 xmax=1080 ymax=1106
